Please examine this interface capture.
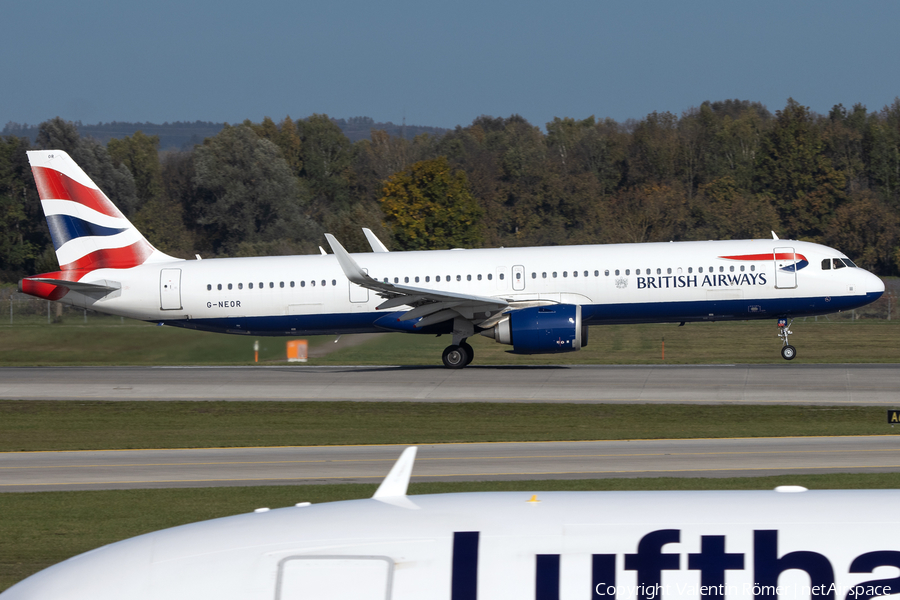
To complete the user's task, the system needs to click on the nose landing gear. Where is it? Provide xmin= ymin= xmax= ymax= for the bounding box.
xmin=777 ymin=318 xmax=796 ymax=360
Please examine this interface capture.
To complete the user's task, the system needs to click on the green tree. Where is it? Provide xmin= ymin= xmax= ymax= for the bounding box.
xmin=823 ymin=190 xmax=899 ymax=274
xmin=107 ymin=131 xmax=164 ymax=209
xmin=192 ymin=124 xmax=319 ymax=255
xmin=297 ymin=114 xmax=353 ymax=220
xmin=379 ymin=157 xmax=482 ymax=250
xmin=754 ymin=99 xmax=846 ymax=241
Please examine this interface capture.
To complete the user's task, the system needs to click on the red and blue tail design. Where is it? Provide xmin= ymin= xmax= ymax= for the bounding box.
xmin=20 ymin=150 xmax=177 ymax=300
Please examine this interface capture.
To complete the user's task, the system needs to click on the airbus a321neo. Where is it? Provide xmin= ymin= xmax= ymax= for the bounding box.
xmin=19 ymin=150 xmax=884 ymax=367
xmin=3 ymin=447 xmax=900 ymax=600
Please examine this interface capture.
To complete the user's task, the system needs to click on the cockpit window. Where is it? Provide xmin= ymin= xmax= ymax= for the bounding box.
xmin=843 ymin=258 xmax=858 ymax=268
xmin=833 ymin=259 xmax=847 ymax=270
xmin=822 ymin=259 xmax=831 ymax=270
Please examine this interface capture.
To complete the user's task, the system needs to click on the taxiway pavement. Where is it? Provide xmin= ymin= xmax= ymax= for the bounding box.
xmin=1 ymin=364 xmax=899 ymax=404
xmin=3 ymin=436 xmax=899 ymax=492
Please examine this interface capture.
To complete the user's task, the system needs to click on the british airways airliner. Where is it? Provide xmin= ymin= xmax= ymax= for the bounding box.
xmin=19 ymin=150 xmax=884 ymax=368
xmin=3 ymin=447 xmax=900 ymax=600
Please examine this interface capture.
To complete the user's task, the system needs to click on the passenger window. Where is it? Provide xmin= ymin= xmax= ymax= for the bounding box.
xmin=446 ymin=275 xmax=451 ymax=281
xmin=227 ymin=283 xmax=233 ymax=290
xmin=468 ymin=275 xmax=472 ymax=281
xmin=321 ymin=280 xmax=326 ymax=286
xmin=478 ymin=274 xmax=482 ymax=281
xmin=573 ymin=270 xmax=578 ymax=277
xmin=259 ymin=282 xmax=263 ymax=289
xmin=290 ymin=281 xmax=295 ymax=287
xmin=436 ymin=276 xmax=441 ymax=282
xmin=750 ymin=265 xmax=755 ymax=271
xmin=269 ymin=282 xmax=274 ymax=288
xmin=625 ymin=269 xmax=630 ymax=276
xmin=718 ymin=267 xmax=724 ymax=273
xmin=311 ymin=281 xmax=316 ymax=287
xmin=542 ymin=272 xmax=547 ymax=279
xmin=332 ymin=280 xmax=336 ymax=286
xmin=217 ymin=284 xmax=222 ymax=291
xmin=553 ymin=272 xmax=558 ymax=278
xmin=615 ymin=270 xmax=620 ymax=276
xmin=563 ymin=271 xmax=568 ymax=277
xmin=657 ymin=268 xmax=661 ymax=275
xmin=415 ymin=276 xmax=420 ymax=283
xmin=488 ymin=274 xmax=492 ymax=280
xmin=207 ymin=284 xmax=212 ymax=291
xmin=667 ymin=268 xmax=672 ymax=275
xmin=531 ymin=273 xmax=536 ymax=279
xmin=457 ymin=275 xmax=462 ymax=281
xmin=301 ymin=281 xmax=305 ymax=287
xmin=698 ymin=267 xmax=703 ymax=273
xmin=405 ymin=277 xmax=409 ymax=283
xmin=729 ymin=266 xmax=734 ymax=272
xmin=603 ymin=270 xmax=608 ymax=276
xmin=687 ymin=267 xmax=692 ymax=274
xmin=238 ymin=283 xmax=243 ymax=289
xmin=635 ymin=269 xmax=640 ymax=275
xmin=280 ymin=281 xmax=284 ymax=288
xmin=584 ymin=271 xmax=589 ymax=277
xmin=515 ymin=273 xmax=521 ymax=280
xmin=394 ymin=277 xmax=399 ymax=283
xmin=426 ymin=276 xmax=430 ymax=282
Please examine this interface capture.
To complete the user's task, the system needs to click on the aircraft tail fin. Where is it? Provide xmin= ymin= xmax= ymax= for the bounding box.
xmin=26 ymin=150 xmax=177 ymax=274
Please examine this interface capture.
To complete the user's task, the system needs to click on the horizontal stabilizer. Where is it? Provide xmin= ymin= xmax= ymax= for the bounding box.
xmin=25 ymin=278 xmax=120 ymax=294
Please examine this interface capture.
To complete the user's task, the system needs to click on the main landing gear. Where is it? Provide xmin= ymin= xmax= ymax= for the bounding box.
xmin=442 ymin=342 xmax=474 ymax=369
xmin=777 ymin=318 xmax=796 ymax=360
xmin=442 ymin=318 xmax=475 ymax=369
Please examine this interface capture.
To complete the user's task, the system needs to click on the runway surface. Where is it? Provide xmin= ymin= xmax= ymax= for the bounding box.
xmin=3 ymin=436 xmax=899 ymax=492
xmin=1 ymin=364 xmax=899 ymax=404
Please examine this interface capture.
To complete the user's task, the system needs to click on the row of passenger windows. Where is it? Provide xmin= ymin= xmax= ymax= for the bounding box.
xmin=381 ymin=264 xmax=756 ymax=284
xmin=206 ymin=280 xmax=338 ymax=291
xmin=206 ymin=263 xmax=762 ymax=292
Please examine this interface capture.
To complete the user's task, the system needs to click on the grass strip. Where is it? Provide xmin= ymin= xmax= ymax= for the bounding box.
xmin=3 ymin=472 xmax=900 ymax=592
xmin=1 ymin=401 xmax=898 ymax=451
xmin=2 ymin=320 xmax=900 ymax=366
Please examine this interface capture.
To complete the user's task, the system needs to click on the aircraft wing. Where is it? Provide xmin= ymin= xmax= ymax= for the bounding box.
xmin=325 ymin=234 xmax=508 ymax=327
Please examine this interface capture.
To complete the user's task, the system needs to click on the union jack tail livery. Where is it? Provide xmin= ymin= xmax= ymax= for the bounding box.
xmin=20 ymin=150 xmax=178 ymax=300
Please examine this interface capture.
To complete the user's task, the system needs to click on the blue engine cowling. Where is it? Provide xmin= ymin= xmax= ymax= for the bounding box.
xmin=480 ymin=304 xmax=588 ymax=354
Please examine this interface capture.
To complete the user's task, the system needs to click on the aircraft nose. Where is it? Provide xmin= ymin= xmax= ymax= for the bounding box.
xmin=864 ymin=270 xmax=885 ymax=298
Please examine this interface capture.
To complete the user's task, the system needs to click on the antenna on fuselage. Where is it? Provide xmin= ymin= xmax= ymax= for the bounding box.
xmin=771 ymin=231 xmax=780 ymax=240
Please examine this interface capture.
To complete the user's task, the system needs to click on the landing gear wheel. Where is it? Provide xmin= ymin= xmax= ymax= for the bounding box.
xmin=781 ymin=345 xmax=796 ymax=360
xmin=442 ymin=344 xmax=469 ymax=369
xmin=460 ymin=342 xmax=474 ymax=366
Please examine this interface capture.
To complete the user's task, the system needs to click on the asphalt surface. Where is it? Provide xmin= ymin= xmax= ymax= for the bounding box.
xmin=3 ymin=437 xmax=900 ymax=492
xmin=1 ymin=364 xmax=900 ymax=404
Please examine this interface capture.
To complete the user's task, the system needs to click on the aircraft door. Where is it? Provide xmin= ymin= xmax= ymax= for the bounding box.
xmin=277 ymin=556 xmax=393 ymax=600
xmin=773 ymin=247 xmax=798 ymax=289
xmin=512 ymin=265 xmax=525 ymax=291
xmin=350 ymin=268 xmax=369 ymax=303
xmin=160 ymin=269 xmax=182 ymax=310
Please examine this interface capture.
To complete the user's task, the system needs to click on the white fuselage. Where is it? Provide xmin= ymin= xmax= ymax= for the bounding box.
xmin=4 ymin=489 xmax=900 ymax=600
xmin=56 ymin=239 xmax=883 ymax=336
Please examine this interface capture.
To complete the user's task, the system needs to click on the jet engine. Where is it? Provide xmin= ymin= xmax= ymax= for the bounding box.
xmin=480 ymin=304 xmax=588 ymax=354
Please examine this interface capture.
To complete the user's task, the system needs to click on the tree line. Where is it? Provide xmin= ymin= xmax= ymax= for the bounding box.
xmin=1 ymin=98 xmax=899 ymax=284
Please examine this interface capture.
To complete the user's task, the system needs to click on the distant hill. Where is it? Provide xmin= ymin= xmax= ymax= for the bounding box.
xmin=2 ymin=117 xmax=447 ymax=150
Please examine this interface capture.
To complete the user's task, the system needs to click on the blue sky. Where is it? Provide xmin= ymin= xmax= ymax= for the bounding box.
xmin=3 ymin=0 xmax=899 ymax=130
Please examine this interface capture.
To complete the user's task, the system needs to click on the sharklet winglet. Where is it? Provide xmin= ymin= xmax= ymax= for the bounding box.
xmin=373 ymin=447 xmax=419 ymax=509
